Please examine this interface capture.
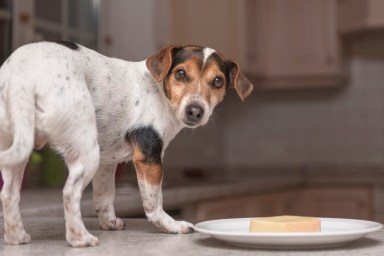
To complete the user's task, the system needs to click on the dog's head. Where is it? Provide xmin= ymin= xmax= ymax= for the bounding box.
xmin=146 ymin=45 xmax=253 ymax=128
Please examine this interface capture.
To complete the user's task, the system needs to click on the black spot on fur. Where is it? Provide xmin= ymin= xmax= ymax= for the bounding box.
xmin=135 ymin=100 xmax=140 ymax=106
xmin=126 ymin=126 xmax=163 ymax=164
xmin=55 ymin=40 xmax=79 ymax=50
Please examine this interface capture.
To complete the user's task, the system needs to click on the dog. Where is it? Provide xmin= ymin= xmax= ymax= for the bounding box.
xmin=0 ymin=41 xmax=253 ymax=247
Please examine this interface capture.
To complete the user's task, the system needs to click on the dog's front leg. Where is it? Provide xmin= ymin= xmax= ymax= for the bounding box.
xmin=132 ymin=151 xmax=194 ymax=234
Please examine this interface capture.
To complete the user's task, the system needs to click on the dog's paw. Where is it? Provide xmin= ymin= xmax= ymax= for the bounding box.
xmin=99 ymin=217 xmax=126 ymax=231
xmin=169 ymin=220 xmax=194 ymax=234
xmin=4 ymin=231 xmax=31 ymax=245
xmin=67 ymin=233 xmax=100 ymax=247
xmin=153 ymin=218 xmax=194 ymax=234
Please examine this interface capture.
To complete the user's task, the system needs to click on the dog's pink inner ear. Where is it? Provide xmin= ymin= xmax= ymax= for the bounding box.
xmin=146 ymin=45 xmax=179 ymax=82
xmin=228 ymin=61 xmax=254 ymax=101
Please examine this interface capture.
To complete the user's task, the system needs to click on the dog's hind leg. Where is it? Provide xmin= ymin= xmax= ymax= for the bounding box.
xmin=1 ymin=161 xmax=31 ymax=245
xmin=49 ymin=86 xmax=101 ymax=247
xmin=61 ymin=137 xmax=100 ymax=247
xmin=59 ymin=121 xmax=101 ymax=247
xmin=63 ymin=148 xmax=100 ymax=247
xmin=92 ymin=164 xmax=125 ymax=231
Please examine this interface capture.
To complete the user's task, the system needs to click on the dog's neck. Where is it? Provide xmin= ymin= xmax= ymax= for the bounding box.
xmin=125 ymin=60 xmax=184 ymax=149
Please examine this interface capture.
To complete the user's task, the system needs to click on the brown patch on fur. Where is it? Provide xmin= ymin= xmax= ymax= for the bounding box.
xmin=146 ymin=45 xmax=180 ymax=82
xmin=132 ymin=145 xmax=163 ymax=185
xmin=227 ymin=61 xmax=254 ymax=101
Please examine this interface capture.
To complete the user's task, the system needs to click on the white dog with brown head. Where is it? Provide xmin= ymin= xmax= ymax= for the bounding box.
xmin=0 ymin=41 xmax=253 ymax=247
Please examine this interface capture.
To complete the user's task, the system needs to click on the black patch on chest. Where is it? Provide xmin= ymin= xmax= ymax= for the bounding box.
xmin=55 ymin=40 xmax=79 ymax=50
xmin=126 ymin=126 xmax=163 ymax=164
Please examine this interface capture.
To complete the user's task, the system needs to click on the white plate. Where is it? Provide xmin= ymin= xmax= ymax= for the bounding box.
xmin=194 ymin=217 xmax=383 ymax=249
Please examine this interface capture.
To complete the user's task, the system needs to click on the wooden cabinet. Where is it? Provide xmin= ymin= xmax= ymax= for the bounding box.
xmin=246 ymin=0 xmax=342 ymax=89
xmin=166 ymin=0 xmax=244 ymax=63
xmin=186 ymin=186 xmax=373 ymax=222
xmin=162 ymin=0 xmax=342 ymax=90
xmin=189 ymin=189 xmax=301 ymax=221
xmin=299 ymin=186 xmax=372 ymax=219
xmin=338 ymin=0 xmax=384 ymax=34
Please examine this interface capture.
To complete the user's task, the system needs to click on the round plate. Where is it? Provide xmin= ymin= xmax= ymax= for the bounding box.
xmin=194 ymin=217 xmax=383 ymax=249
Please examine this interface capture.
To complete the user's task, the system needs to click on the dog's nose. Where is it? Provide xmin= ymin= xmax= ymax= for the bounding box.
xmin=185 ymin=105 xmax=204 ymax=123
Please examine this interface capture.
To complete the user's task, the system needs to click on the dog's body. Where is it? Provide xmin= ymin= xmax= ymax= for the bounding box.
xmin=0 ymin=41 xmax=253 ymax=247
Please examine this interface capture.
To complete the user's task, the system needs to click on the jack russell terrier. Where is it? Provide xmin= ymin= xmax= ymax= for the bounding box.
xmin=0 ymin=41 xmax=253 ymax=247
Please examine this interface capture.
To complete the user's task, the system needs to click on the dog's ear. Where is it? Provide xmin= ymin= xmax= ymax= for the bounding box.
xmin=146 ymin=45 xmax=180 ymax=82
xmin=227 ymin=61 xmax=254 ymax=101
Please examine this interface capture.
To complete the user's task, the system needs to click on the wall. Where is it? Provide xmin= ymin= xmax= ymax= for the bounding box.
xmin=163 ymin=110 xmax=226 ymax=172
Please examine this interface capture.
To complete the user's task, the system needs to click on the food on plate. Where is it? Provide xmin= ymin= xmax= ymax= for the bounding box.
xmin=249 ymin=215 xmax=321 ymax=232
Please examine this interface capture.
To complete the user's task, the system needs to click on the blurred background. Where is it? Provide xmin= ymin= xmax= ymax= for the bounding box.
xmin=1 ymin=0 xmax=384 ymax=222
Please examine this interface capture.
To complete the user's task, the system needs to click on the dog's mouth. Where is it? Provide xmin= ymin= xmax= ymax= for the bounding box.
xmin=182 ymin=120 xmax=200 ymax=128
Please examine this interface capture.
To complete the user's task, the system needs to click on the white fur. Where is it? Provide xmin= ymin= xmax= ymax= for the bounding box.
xmin=0 ymin=42 xmax=192 ymax=247
xmin=202 ymin=47 xmax=215 ymax=65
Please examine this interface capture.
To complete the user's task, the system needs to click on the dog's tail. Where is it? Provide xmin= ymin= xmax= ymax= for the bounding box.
xmin=0 ymin=81 xmax=35 ymax=167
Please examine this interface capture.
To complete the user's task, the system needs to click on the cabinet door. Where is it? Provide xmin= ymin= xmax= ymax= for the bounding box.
xmin=168 ymin=0 xmax=244 ymax=64
xmin=338 ymin=0 xmax=384 ymax=34
xmin=300 ymin=187 xmax=372 ymax=219
xmin=246 ymin=0 xmax=341 ymax=88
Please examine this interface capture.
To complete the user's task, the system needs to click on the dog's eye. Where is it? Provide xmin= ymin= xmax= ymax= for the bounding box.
xmin=175 ymin=69 xmax=186 ymax=81
xmin=212 ymin=77 xmax=223 ymax=88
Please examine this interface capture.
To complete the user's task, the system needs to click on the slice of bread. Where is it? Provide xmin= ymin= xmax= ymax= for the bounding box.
xmin=249 ymin=215 xmax=321 ymax=232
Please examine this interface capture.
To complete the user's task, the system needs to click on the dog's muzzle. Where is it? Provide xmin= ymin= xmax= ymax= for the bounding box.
xmin=184 ymin=104 xmax=204 ymax=126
